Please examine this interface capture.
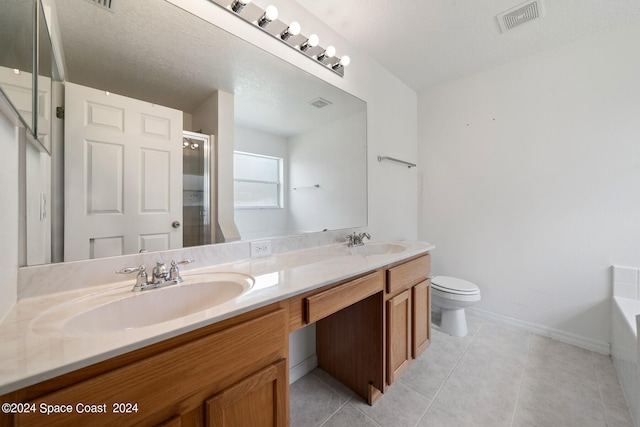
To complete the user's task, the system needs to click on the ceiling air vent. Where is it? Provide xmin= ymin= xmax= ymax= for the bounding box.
xmin=85 ymin=0 xmax=115 ymax=12
xmin=309 ymin=97 xmax=332 ymax=109
xmin=497 ymin=0 xmax=541 ymax=33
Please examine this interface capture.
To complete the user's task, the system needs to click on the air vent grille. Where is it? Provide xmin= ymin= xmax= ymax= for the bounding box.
xmin=85 ymin=0 xmax=115 ymax=12
xmin=497 ymin=1 xmax=540 ymax=32
xmin=309 ymin=97 xmax=332 ymax=109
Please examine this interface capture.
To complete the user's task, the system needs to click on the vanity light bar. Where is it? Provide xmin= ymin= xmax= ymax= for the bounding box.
xmin=209 ymin=0 xmax=349 ymax=77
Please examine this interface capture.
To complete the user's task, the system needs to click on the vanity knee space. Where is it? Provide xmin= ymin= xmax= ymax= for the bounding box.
xmin=288 ymin=253 xmax=432 ymax=405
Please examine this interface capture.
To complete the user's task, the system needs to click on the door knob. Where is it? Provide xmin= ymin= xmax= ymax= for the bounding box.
xmin=172 ymin=221 xmax=181 ymax=228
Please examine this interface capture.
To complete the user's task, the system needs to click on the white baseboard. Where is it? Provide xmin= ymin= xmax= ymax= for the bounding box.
xmin=289 ymin=353 xmax=318 ymax=385
xmin=467 ymin=307 xmax=611 ymax=355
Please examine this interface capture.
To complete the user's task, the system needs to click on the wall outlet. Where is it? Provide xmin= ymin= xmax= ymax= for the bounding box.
xmin=250 ymin=240 xmax=272 ymax=258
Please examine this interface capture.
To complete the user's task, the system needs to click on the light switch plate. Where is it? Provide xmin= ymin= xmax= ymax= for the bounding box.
xmin=250 ymin=240 xmax=272 ymax=258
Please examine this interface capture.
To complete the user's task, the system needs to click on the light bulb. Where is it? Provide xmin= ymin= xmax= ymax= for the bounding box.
xmin=318 ymin=45 xmax=336 ymax=62
xmin=265 ymin=5 xmax=278 ymax=21
xmin=332 ymin=55 xmax=351 ymax=70
xmin=281 ymin=21 xmax=301 ymax=40
xmin=258 ymin=5 xmax=278 ymax=27
xmin=288 ymin=21 xmax=301 ymax=36
xmin=308 ymin=34 xmax=319 ymax=47
xmin=300 ymin=34 xmax=319 ymax=51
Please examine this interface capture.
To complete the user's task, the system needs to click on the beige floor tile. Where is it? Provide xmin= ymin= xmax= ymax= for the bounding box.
xmin=290 ymin=316 xmax=633 ymax=427
xmin=312 ymin=368 xmax=357 ymax=401
xmin=397 ymin=352 xmax=453 ymax=399
xmin=512 ymin=398 xmax=606 ymax=427
xmin=417 ymin=403 xmax=482 ymax=427
xmin=350 ymin=382 xmax=431 ymax=427
xmin=602 ymin=403 xmax=635 ymax=427
xmin=432 ymin=360 xmax=519 ymax=427
xmin=592 ymin=353 xmax=630 ymax=410
xmin=472 ymin=320 xmax=531 ymax=357
xmin=321 ymin=403 xmax=380 ymax=427
xmin=290 ymin=373 xmax=348 ymax=427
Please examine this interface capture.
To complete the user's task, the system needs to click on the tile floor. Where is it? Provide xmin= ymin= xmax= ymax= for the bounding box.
xmin=290 ymin=315 xmax=635 ymax=427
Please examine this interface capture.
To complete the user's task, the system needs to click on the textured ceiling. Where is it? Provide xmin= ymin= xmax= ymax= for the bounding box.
xmin=53 ymin=0 xmax=364 ymax=137
xmin=294 ymin=0 xmax=640 ymax=91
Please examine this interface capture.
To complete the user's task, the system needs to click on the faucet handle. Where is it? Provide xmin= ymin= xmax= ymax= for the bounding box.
xmin=117 ymin=265 xmax=145 ymax=275
xmin=117 ymin=265 xmax=149 ymax=290
xmin=169 ymin=259 xmax=195 ymax=282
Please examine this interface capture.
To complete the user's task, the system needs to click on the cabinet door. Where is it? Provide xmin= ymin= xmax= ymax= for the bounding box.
xmin=387 ymin=289 xmax=412 ymax=385
xmin=206 ymin=359 xmax=287 ymax=427
xmin=412 ymin=280 xmax=431 ymax=358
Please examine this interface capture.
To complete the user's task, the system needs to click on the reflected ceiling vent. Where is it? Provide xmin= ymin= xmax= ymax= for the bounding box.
xmin=85 ymin=0 xmax=115 ymax=12
xmin=309 ymin=97 xmax=332 ymax=109
xmin=497 ymin=0 xmax=541 ymax=32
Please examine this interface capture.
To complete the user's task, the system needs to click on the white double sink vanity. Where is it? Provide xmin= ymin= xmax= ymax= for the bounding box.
xmin=0 ymin=240 xmax=434 ymax=426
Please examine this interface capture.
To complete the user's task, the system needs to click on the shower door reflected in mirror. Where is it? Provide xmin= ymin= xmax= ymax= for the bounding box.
xmin=183 ymin=131 xmax=213 ymax=248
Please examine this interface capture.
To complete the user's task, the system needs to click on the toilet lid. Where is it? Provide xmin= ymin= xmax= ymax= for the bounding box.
xmin=431 ymin=276 xmax=479 ymax=295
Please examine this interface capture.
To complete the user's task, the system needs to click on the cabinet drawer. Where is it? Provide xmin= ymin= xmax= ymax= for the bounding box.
xmin=386 ymin=254 xmax=430 ymax=294
xmin=305 ymin=271 xmax=383 ymax=324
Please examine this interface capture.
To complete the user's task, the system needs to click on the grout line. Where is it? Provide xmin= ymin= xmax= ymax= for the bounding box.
xmin=414 ymin=318 xmax=484 ymax=426
xmin=591 ymin=352 xmax=611 ymax=427
xmin=317 ymin=400 xmax=350 ymax=427
xmin=509 ymin=332 xmax=531 ymax=427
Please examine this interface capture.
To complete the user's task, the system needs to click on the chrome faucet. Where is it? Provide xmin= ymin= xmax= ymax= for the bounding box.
xmin=346 ymin=232 xmax=371 ymax=247
xmin=117 ymin=259 xmax=195 ymax=292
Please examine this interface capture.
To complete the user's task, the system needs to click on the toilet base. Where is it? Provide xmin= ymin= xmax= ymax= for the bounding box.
xmin=440 ymin=307 xmax=468 ymax=337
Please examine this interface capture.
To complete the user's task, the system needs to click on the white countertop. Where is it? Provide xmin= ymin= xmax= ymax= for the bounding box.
xmin=0 ymin=240 xmax=433 ymax=395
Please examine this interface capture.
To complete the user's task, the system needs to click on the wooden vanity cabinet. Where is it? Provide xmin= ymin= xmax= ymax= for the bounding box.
xmin=412 ymin=279 xmax=432 ymax=358
xmin=386 ymin=289 xmax=412 ymax=384
xmin=205 ymin=359 xmax=287 ymax=427
xmin=0 ymin=302 xmax=289 ymax=427
xmin=289 ymin=270 xmax=386 ymax=405
xmin=385 ymin=254 xmax=431 ymax=386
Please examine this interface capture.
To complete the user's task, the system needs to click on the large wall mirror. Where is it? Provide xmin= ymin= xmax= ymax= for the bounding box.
xmin=16 ymin=0 xmax=367 ymax=265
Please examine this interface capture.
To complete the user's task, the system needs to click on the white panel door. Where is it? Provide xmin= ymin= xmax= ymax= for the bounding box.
xmin=64 ymin=82 xmax=183 ymax=261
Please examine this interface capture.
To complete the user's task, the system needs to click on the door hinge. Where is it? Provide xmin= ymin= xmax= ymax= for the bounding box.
xmin=56 ymin=106 xmax=64 ymax=119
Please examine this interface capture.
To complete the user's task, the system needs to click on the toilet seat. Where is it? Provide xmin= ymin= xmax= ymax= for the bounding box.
xmin=431 ymin=276 xmax=479 ymax=295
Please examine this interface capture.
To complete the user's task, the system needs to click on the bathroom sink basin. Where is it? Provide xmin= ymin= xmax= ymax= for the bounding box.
xmin=347 ymin=243 xmax=407 ymax=256
xmin=35 ymin=273 xmax=254 ymax=336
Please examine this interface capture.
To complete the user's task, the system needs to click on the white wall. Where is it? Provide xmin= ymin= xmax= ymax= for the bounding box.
xmin=288 ymin=111 xmax=367 ymax=233
xmin=234 ymin=126 xmax=290 ymax=239
xmin=25 ymin=146 xmax=51 ymax=265
xmin=0 ymin=110 xmax=19 ymax=321
xmin=418 ymin=24 xmax=640 ymax=349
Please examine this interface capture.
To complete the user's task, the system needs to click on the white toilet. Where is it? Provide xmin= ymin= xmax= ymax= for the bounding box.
xmin=431 ymin=276 xmax=481 ymax=337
